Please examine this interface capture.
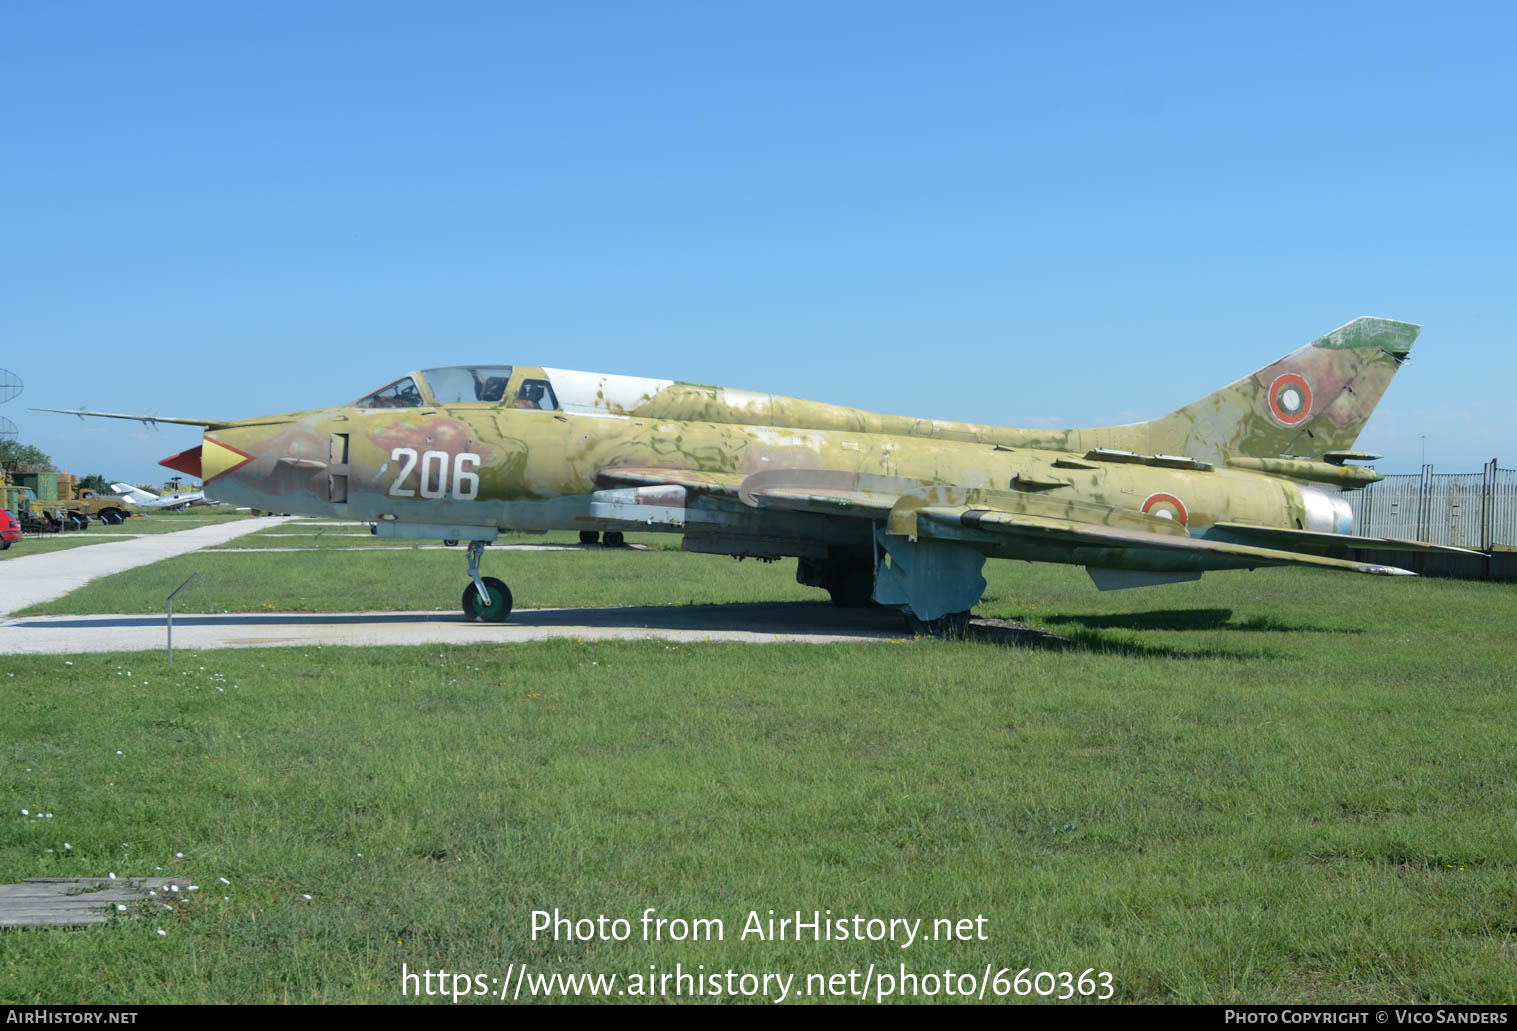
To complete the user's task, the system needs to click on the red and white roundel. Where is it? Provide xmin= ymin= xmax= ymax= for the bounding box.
xmin=1141 ymin=492 xmax=1188 ymax=526
xmin=1268 ymin=373 xmax=1313 ymax=425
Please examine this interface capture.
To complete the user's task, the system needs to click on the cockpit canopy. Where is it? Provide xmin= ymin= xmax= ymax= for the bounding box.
xmin=419 ymin=365 xmax=515 ymax=403
xmin=353 ymin=376 xmax=426 ymax=409
xmin=353 ymin=365 xmax=559 ymax=411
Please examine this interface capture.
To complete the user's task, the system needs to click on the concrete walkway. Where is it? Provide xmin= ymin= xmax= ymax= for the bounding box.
xmin=0 ymin=603 xmax=910 ymax=652
xmin=0 ymin=517 xmax=293 ymax=618
xmin=0 ymin=604 xmax=1063 ymax=653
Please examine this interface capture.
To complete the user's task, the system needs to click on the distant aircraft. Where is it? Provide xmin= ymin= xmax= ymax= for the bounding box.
xmin=109 ymin=482 xmax=205 ymax=511
xmin=41 ymin=317 xmax=1474 ymax=634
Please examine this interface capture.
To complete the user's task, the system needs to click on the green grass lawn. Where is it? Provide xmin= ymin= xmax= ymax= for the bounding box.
xmin=3 ymin=553 xmax=1515 ymax=1004
xmin=0 ymin=535 xmax=122 ymax=561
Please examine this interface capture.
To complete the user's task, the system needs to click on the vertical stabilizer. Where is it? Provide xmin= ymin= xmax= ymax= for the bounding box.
xmin=1139 ymin=317 xmax=1420 ymax=462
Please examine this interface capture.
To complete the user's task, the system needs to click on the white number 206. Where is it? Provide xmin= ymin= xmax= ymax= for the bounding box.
xmin=388 ymin=448 xmax=481 ymax=501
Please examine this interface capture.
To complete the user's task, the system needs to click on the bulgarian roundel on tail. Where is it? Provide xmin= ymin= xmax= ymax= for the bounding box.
xmin=1141 ymin=317 xmax=1420 ymax=464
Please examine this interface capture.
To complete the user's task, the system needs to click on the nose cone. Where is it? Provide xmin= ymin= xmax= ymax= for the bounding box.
xmin=159 ymin=445 xmax=203 ymax=479
xmin=198 ymin=436 xmax=257 ymax=482
xmin=160 ymin=435 xmax=256 ymax=488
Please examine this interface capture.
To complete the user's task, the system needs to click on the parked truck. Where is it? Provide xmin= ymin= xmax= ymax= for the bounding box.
xmin=7 ymin=485 xmax=74 ymax=532
xmin=2 ymin=467 xmax=130 ymax=532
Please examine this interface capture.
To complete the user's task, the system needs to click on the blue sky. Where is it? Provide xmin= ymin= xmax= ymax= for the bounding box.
xmin=3 ymin=2 xmax=1512 ymax=483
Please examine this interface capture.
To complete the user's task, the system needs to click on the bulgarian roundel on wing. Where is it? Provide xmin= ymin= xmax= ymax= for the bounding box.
xmin=1268 ymin=373 xmax=1313 ymax=425
xmin=1141 ymin=492 xmax=1188 ymax=526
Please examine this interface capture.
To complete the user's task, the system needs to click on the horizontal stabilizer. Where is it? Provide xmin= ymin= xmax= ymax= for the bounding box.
xmin=1210 ymin=523 xmax=1483 ymax=557
xmin=927 ymin=507 xmax=1415 ymax=577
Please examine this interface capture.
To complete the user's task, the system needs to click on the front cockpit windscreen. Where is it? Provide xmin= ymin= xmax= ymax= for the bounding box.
xmin=420 ymin=366 xmax=515 ymax=403
xmin=355 ymin=376 xmax=424 ymax=409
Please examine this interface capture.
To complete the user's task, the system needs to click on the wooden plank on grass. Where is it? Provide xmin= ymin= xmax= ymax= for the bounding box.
xmin=0 ymin=877 xmax=178 ymax=928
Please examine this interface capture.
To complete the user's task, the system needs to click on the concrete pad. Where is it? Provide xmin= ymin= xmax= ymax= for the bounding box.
xmin=0 ymin=517 xmax=293 ymax=617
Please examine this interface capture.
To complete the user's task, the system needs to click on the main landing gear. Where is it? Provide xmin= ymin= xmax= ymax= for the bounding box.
xmin=461 ymin=540 xmax=513 ymax=623
xmin=577 ymin=530 xmax=626 ymax=547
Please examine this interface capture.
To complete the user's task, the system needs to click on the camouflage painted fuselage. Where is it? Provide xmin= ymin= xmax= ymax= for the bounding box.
xmin=207 ymin=401 xmax=1334 ymax=545
xmin=191 ymin=317 xmax=1427 ymax=600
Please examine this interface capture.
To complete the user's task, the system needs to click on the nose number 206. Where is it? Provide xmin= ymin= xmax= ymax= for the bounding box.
xmin=388 ymin=447 xmax=481 ymax=501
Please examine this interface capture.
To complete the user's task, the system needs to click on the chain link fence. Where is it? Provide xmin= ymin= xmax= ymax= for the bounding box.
xmin=1343 ymin=459 xmax=1516 ymax=579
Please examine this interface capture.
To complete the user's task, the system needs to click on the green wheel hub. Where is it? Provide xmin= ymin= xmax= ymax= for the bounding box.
xmin=462 ymin=577 xmax=513 ymax=623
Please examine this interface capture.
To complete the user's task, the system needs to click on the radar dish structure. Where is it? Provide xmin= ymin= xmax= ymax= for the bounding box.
xmin=0 ymin=369 xmax=19 ymax=441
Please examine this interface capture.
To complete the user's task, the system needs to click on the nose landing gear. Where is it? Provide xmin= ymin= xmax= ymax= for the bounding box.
xmin=461 ymin=540 xmax=513 ymax=622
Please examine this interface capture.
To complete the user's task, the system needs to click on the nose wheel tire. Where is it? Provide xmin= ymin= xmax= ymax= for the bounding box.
xmin=462 ymin=577 xmax=513 ymax=623
xmin=578 ymin=530 xmax=600 ymax=545
xmin=603 ymin=531 xmax=625 ymax=548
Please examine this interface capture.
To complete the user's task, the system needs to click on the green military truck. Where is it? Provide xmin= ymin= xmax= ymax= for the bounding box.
xmin=6 ymin=486 xmax=74 ymax=532
xmin=1 ymin=468 xmax=132 ymax=533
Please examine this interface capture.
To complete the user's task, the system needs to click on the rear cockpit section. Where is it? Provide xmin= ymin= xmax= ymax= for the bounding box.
xmin=350 ymin=365 xmax=1031 ymax=443
xmin=419 ymin=366 xmax=515 ymax=403
xmin=352 ymin=366 xmax=567 ymax=411
xmin=511 ymin=378 xmax=558 ymax=411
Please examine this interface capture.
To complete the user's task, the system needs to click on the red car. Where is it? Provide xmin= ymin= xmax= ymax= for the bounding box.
xmin=0 ymin=508 xmax=19 ymax=549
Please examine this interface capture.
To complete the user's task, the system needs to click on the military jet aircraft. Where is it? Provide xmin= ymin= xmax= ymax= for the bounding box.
xmin=109 ymin=481 xmax=206 ymax=511
xmin=39 ymin=317 xmax=1472 ymax=634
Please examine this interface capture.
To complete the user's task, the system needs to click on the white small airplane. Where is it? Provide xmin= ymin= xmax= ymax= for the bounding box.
xmin=110 ymin=482 xmax=206 ymax=511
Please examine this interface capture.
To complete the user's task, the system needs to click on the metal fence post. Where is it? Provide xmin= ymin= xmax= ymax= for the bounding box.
xmin=1482 ymin=458 xmax=1495 ymax=553
xmin=1416 ymin=463 xmax=1425 ymax=542
xmin=166 ymin=572 xmax=199 ymax=668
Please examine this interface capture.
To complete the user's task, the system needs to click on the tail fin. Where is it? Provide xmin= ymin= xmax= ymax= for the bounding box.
xmin=1142 ymin=317 xmax=1420 ymax=462
xmin=110 ymin=483 xmax=158 ymax=504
